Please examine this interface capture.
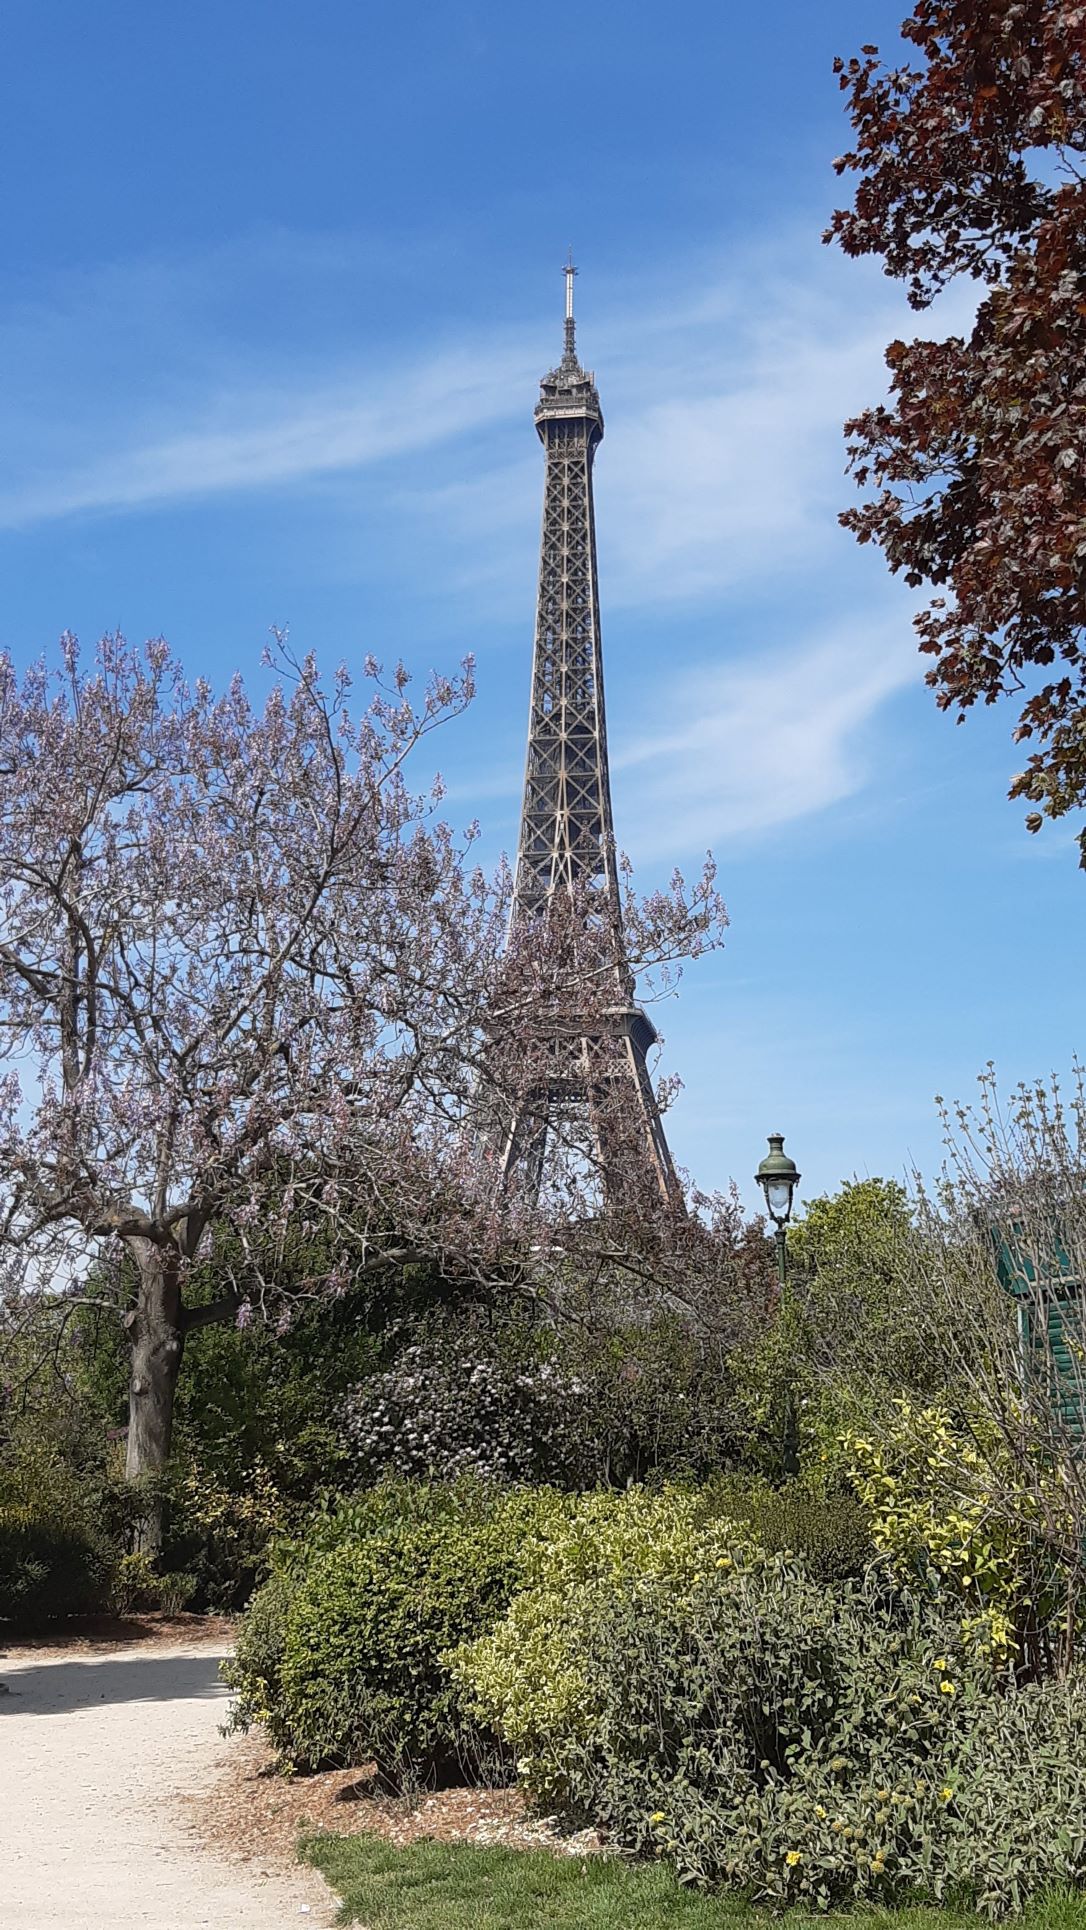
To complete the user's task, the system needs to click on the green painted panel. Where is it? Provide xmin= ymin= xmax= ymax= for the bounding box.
xmin=992 ymin=1220 xmax=1084 ymax=1436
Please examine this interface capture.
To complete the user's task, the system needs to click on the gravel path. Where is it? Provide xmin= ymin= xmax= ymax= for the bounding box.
xmin=0 ymin=1642 xmax=335 ymax=1930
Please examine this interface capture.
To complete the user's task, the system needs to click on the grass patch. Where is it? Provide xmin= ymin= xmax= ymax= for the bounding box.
xmin=303 ymin=1832 xmax=1086 ymax=1929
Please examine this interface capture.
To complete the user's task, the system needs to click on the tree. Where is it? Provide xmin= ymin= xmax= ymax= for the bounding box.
xmin=0 ymin=634 xmax=724 ymax=1542
xmin=788 ymin=1176 xmax=939 ymax=1397
xmin=827 ymin=1 xmax=1086 ymax=861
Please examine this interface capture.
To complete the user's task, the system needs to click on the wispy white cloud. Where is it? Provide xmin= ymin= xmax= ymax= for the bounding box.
xmin=0 ymin=344 xmax=540 ymax=530
xmin=610 ymin=613 xmax=918 ymax=860
xmin=0 ymin=230 xmax=967 ymax=585
xmin=0 ymin=229 xmax=941 ymax=858
xmin=599 ymin=317 xmax=891 ymax=605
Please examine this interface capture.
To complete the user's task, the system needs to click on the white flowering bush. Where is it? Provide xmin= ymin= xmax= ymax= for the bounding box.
xmin=343 ymin=1311 xmax=593 ymax=1485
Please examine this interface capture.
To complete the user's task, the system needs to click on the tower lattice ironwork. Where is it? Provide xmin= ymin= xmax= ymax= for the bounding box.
xmin=497 ymin=262 xmax=681 ymax=1209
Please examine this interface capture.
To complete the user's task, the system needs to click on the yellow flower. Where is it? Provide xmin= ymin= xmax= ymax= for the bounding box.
xmin=715 ymin=1556 xmax=732 ymax=1570
xmin=940 ymin=1680 xmax=956 ymax=1696
xmin=870 ymin=1855 xmax=886 ymax=1873
xmin=814 ymin=1805 xmax=826 ymax=1820
xmin=939 ymin=1787 xmax=955 ymax=1803
xmin=650 ymin=1811 xmax=666 ymax=1823
xmin=932 ymin=1656 xmax=947 ymax=1671
xmin=786 ymin=1850 xmax=802 ymax=1868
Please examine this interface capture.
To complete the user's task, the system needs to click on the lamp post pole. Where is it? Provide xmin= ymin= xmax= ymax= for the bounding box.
xmin=756 ymin=1133 xmax=801 ymax=1478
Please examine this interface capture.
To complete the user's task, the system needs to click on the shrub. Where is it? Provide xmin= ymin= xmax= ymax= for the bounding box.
xmin=344 ymin=1304 xmax=751 ymax=1494
xmin=0 ymin=1503 xmax=111 ymax=1625
xmin=839 ymin=1399 xmax=1056 ymax=1663
xmin=0 ymin=1443 xmax=136 ymax=1625
xmin=451 ymin=1479 xmax=870 ymax=1803
xmin=164 ymin=1455 xmax=289 ymax=1611
xmin=462 ymin=1546 xmax=1086 ymax=1917
xmin=450 ymin=1485 xmax=741 ymax=1801
xmin=221 ymin=1565 xmax=297 ymax=1747
xmin=110 ymin=1550 xmax=196 ymax=1617
xmin=344 ymin=1310 xmax=590 ymax=1486
xmin=706 ymin=1473 xmax=873 ymax=1582
xmin=225 ymin=1480 xmax=564 ymax=1784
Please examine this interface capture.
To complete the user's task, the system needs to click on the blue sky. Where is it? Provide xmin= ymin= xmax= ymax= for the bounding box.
xmin=4 ymin=1 xmax=1084 ymax=1214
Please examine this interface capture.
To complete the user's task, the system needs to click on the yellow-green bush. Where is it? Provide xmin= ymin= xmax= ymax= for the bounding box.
xmin=839 ymin=1399 xmax=1059 ymax=1660
xmin=450 ymin=1485 xmax=748 ymax=1801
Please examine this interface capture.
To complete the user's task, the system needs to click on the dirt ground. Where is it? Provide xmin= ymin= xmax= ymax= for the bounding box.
xmin=193 ymin=1725 xmax=603 ymax=1871
xmin=0 ymin=1631 xmax=335 ymax=1930
xmin=0 ymin=1619 xmax=601 ymax=1930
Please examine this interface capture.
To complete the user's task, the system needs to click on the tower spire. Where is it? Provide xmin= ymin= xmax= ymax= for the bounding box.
xmin=494 ymin=270 xmax=683 ymax=1212
xmin=563 ymin=249 xmax=577 ymax=364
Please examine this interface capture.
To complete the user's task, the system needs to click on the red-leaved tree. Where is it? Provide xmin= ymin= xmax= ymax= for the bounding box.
xmin=0 ymin=634 xmax=726 ymax=1538
xmin=827 ymin=0 xmax=1086 ymax=861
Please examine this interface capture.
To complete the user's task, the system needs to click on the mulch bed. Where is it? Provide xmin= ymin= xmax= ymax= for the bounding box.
xmin=193 ymin=1729 xmax=604 ymax=1874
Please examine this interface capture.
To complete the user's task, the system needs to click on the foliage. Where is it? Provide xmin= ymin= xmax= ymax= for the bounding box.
xmin=19 ymin=1249 xmax=392 ymax=1608
xmin=164 ymin=1456 xmax=288 ymax=1611
xmin=827 ymin=1 xmax=1086 ymax=861
xmin=224 ymin=1480 xmax=564 ymax=1783
xmin=467 ymin=1543 xmax=1086 ymax=1918
xmin=110 ymin=1549 xmax=195 ymax=1616
xmin=733 ymin=1179 xmax=940 ymax=1477
xmin=168 ymin=1261 xmax=383 ymax=1498
xmin=0 ymin=632 xmax=724 ymax=1525
xmin=451 ymin=1481 xmax=870 ymax=1804
xmin=0 ymin=1503 xmax=110 ymax=1625
xmin=451 ymin=1486 xmax=729 ymax=1793
xmin=344 ymin=1302 xmax=750 ymax=1491
xmin=344 ymin=1307 xmax=590 ymax=1485
xmin=306 ymin=1828 xmax=1086 ymax=1930
xmin=220 ymin=1566 xmax=296 ymax=1742
xmin=841 ymin=1401 xmax=1025 ymax=1659
xmin=703 ymin=1473 xmax=873 ymax=1583
xmin=903 ymin=1068 xmax=1086 ymax=1673
xmin=563 ymin=1310 xmax=752 ymax=1486
xmin=0 ymin=1441 xmax=135 ymax=1623
xmin=788 ymin=1179 xmax=937 ymax=1394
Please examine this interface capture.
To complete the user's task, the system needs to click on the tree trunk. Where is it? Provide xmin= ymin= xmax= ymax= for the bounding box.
xmin=124 ymin=1244 xmax=185 ymax=1555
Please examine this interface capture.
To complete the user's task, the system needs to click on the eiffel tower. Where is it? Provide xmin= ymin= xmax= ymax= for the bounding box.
xmin=497 ymin=261 xmax=682 ymax=1210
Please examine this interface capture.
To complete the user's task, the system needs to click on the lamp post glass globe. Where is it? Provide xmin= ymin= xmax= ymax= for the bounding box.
xmin=756 ymin=1133 xmax=800 ymax=1229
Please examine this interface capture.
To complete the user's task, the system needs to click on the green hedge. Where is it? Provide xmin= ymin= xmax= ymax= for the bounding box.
xmin=223 ymin=1480 xmax=566 ymax=1784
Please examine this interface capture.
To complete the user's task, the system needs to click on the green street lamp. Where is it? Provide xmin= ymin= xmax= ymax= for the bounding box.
xmin=755 ymin=1132 xmax=801 ymax=1476
xmin=756 ymin=1133 xmax=801 ymax=1286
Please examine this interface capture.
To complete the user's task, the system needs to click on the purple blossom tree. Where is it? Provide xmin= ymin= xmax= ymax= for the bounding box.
xmin=0 ymin=633 xmax=726 ymax=1542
